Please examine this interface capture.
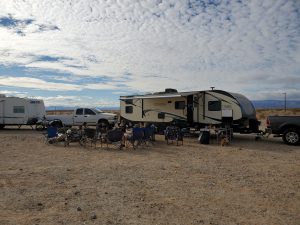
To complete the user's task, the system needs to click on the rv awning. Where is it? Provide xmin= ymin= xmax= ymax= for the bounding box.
xmin=120 ymin=91 xmax=199 ymax=100
xmin=120 ymin=94 xmax=182 ymax=100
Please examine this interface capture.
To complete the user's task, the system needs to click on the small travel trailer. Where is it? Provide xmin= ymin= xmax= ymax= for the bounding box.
xmin=0 ymin=94 xmax=46 ymax=129
xmin=120 ymin=89 xmax=260 ymax=133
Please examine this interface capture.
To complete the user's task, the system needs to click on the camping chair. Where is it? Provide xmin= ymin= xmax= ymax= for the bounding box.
xmin=100 ymin=128 xmax=124 ymax=150
xmin=83 ymin=128 xmax=97 ymax=147
xmin=165 ymin=126 xmax=183 ymax=146
xmin=142 ymin=127 xmax=155 ymax=146
xmin=44 ymin=126 xmax=58 ymax=144
xmin=127 ymin=127 xmax=144 ymax=149
xmin=64 ymin=128 xmax=87 ymax=147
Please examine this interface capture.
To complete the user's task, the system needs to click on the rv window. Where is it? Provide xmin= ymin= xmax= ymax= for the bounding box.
xmin=125 ymin=106 xmax=133 ymax=114
xmin=125 ymin=99 xmax=133 ymax=104
xmin=208 ymin=101 xmax=221 ymax=111
xmin=175 ymin=101 xmax=185 ymax=109
xmin=13 ymin=106 xmax=25 ymax=113
xmin=158 ymin=112 xmax=165 ymax=119
xmin=76 ymin=108 xmax=83 ymax=115
xmin=85 ymin=108 xmax=96 ymax=115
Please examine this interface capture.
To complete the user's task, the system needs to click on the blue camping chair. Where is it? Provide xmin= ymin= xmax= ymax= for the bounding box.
xmin=45 ymin=126 xmax=58 ymax=144
xmin=165 ymin=126 xmax=183 ymax=146
xmin=127 ymin=127 xmax=144 ymax=149
xmin=142 ymin=127 xmax=155 ymax=146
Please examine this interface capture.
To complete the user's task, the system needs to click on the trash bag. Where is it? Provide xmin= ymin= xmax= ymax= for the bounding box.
xmin=199 ymin=130 xmax=210 ymax=144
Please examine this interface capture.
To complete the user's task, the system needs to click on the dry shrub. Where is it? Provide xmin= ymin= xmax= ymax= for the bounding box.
xmin=256 ymin=109 xmax=300 ymax=120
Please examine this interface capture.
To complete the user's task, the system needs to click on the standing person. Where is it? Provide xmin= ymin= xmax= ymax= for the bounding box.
xmin=118 ymin=120 xmax=126 ymax=132
xmin=122 ymin=123 xmax=133 ymax=148
xmin=96 ymin=121 xmax=108 ymax=139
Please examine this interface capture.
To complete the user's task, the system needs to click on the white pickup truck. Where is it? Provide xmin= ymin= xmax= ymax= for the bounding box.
xmin=46 ymin=107 xmax=118 ymax=127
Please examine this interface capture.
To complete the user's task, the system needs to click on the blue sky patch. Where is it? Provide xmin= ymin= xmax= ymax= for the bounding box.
xmin=0 ymin=15 xmax=34 ymax=28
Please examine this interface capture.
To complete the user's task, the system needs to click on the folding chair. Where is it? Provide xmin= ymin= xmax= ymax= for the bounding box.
xmin=64 ymin=128 xmax=87 ymax=147
xmin=84 ymin=128 xmax=97 ymax=147
xmin=44 ymin=126 xmax=58 ymax=144
xmin=127 ymin=127 xmax=144 ymax=149
xmin=101 ymin=128 xmax=124 ymax=149
xmin=165 ymin=126 xmax=183 ymax=146
xmin=142 ymin=127 xmax=155 ymax=146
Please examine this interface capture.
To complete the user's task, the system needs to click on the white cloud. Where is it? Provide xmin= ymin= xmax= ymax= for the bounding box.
xmin=0 ymin=76 xmax=81 ymax=91
xmin=0 ymin=90 xmax=28 ymax=98
xmin=39 ymin=95 xmax=119 ymax=107
xmin=245 ymin=89 xmax=300 ymax=101
xmin=0 ymin=76 xmax=120 ymax=91
xmin=0 ymin=0 xmax=299 ymax=102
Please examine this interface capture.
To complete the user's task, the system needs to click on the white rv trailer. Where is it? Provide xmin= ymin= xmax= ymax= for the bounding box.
xmin=0 ymin=94 xmax=46 ymax=129
xmin=120 ymin=89 xmax=259 ymax=133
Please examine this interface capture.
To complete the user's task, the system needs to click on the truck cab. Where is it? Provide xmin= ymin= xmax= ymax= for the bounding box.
xmin=73 ymin=108 xmax=117 ymax=126
xmin=45 ymin=107 xmax=118 ymax=127
xmin=266 ymin=116 xmax=300 ymax=145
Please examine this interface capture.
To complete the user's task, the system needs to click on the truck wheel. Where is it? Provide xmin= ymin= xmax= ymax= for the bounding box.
xmin=98 ymin=119 xmax=109 ymax=128
xmin=282 ymin=128 xmax=300 ymax=145
xmin=0 ymin=124 xmax=5 ymax=129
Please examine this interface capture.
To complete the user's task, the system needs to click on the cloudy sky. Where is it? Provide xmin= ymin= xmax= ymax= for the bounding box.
xmin=0 ymin=0 xmax=299 ymax=107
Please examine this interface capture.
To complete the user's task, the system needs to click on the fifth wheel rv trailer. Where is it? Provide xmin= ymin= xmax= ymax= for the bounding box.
xmin=120 ymin=89 xmax=260 ymax=133
xmin=0 ymin=94 xmax=46 ymax=129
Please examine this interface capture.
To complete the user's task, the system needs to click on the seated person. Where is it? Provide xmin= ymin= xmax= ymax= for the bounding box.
xmin=118 ymin=120 xmax=126 ymax=132
xmin=122 ymin=124 xmax=135 ymax=147
xmin=96 ymin=121 xmax=108 ymax=139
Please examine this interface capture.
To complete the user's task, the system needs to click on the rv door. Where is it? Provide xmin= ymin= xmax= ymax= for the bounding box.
xmin=186 ymin=95 xmax=194 ymax=126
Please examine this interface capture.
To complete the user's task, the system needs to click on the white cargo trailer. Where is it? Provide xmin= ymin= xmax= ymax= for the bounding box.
xmin=0 ymin=94 xmax=46 ymax=129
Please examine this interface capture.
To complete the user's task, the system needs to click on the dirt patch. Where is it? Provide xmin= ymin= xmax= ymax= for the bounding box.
xmin=0 ymin=132 xmax=299 ymax=225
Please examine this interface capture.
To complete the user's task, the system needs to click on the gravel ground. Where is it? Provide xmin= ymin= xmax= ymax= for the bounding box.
xmin=0 ymin=129 xmax=299 ymax=225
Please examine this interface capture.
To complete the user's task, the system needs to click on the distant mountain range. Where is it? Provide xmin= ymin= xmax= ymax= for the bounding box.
xmin=46 ymin=100 xmax=300 ymax=111
xmin=251 ymin=100 xmax=300 ymax=109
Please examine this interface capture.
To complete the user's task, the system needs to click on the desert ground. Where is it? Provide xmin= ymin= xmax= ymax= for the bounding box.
xmin=0 ymin=109 xmax=299 ymax=225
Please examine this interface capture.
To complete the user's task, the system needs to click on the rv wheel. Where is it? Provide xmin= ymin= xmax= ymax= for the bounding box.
xmin=0 ymin=124 xmax=5 ymax=129
xmin=282 ymin=128 xmax=300 ymax=145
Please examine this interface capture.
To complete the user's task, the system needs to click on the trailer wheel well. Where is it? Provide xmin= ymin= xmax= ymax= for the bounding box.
xmin=49 ymin=119 xmax=64 ymax=128
xmin=0 ymin=124 xmax=5 ymax=129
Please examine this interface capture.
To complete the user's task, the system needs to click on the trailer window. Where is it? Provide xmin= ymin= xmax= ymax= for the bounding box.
xmin=208 ymin=101 xmax=221 ymax=111
xmin=125 ymin=106 xmax=133 ymax=114
xmin=13 ymin=106 xmax=25 ymax=113
xmin=85 ymin=108 xmax=96 ymax=115
xmin=76 ymin=108 xmax=83 ymax=115
xmin=175 ymin=101 xmax=185 ymax=109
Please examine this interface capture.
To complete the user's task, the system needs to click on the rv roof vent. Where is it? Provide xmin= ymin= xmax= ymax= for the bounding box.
xmin=165 ymin=88 xmax=178 ymax=93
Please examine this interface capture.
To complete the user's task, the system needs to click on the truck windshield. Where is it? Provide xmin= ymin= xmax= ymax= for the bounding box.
xmin=93 ymin=108 xmax=104 ymax=114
